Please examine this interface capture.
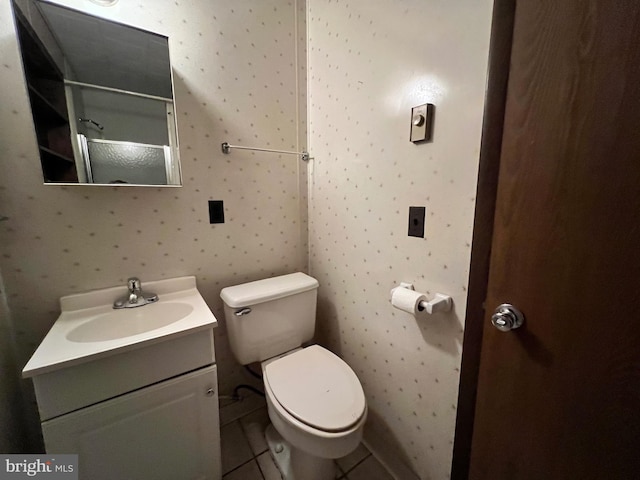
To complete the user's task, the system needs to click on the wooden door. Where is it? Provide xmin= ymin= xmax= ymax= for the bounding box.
xmin=468 ymin=1 xmax=640 ymax=479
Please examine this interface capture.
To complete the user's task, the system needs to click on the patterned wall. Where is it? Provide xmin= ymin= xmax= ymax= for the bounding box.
xmin=0 ymin=0 xmax=305 ymax=448
xmin=1 ymin=0 xmax=496 ymax=475
xmin=307 ymin=1 xmax=493 ymax=478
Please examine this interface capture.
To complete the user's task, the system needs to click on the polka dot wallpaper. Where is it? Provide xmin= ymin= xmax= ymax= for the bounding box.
xmin=1 ymin=0 xmax=495 ymax=477
xmin=307 ymin=1 xmax=493 ymax=478
xmin=0 ymin=0 xmax=306 ymax=447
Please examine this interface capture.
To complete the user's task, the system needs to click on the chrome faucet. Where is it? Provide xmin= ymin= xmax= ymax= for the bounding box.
xmin=113 ymin=277 xmax=159 ymax=309
xmin=128 ymin=277 xmax=141 ymax=304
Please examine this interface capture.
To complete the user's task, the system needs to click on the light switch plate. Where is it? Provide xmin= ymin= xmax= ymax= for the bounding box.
xmin=408 ymin=206 xmax=426 ymax=238
xmin=410 ymin=103 xmax=434 ymax=143
xmin=208 ymin=200 xmax=225 ymax=224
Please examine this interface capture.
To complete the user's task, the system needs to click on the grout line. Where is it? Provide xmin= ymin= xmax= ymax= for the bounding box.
xmin=220 ymin=398 xmax=265 ymax=426
xmin=222 ymin=458 xmax=259 ymax=479
xmin=237 ymin=417 xmax=257 ymax=458
xmin=222 ymin=417 xmax=263 ymax=478
xmin=342 ymin=451 xmax=372 ymax=475
xmin=228 ymin=401 xmax=387 ymax=480
xmin=238 ymin=409 xmax=271 ymax=479
xmin=255 ymin=445 xmax=269 ymax=456
xmin=239 ymin=418 xmax=269 ymax=457
xmin=254 ymin=453 xmax=267 ymax=480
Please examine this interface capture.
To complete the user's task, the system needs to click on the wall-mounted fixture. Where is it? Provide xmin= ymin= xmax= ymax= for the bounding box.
xmin=390 ymin=282 xmax=452 ymax=316
xmin=410 ymin=103 xmax=434 ymax=143
xmin=221 ymin=142 xmax=310 ymax=162
xmin=78 ymin=118 xmax=104 ymax=131
xmin=11 ymin=0 xmax=181 ymax=186
xmin=408 ymin=206 xmax=426 ymax=238
xmin=208 ymin=201 xmax=225 ymax=224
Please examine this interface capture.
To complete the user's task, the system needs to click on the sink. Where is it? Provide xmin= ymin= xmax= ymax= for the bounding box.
xmin=66 ymin=302 xmax=194 ymax=343
xmin=23 ymin=276 xmax=217 ymax=378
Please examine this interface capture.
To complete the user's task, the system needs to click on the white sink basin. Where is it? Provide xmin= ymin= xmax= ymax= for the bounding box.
xmin=66 ymin=302 xmax=194 ymax=343
xmin=23 ymin=276 xmax=217 ymax=377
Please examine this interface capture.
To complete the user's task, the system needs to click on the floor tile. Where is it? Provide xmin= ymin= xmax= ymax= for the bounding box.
xmin=240 ymin=406 xmax=271 ymax=455
xmin=336 ymin=442 xmax=371 ymax=473
xmin=220 ymin=395 xmax=267 ymax=426
xmin=346 ymin=455 xmax=394 ymax=480
xmin=256 ymin=452 xmax=282 ymax=480
xmin=221 ymin=420 xmax=254 ymax=474
xmin=223 ymin=405 xmax=394 ymax=480
xmin=223 ymin=460 xmax=264 ymax=480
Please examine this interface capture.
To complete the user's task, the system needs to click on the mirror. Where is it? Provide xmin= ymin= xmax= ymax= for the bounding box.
xmin=11 ymin=0 xmax=182 ymax=186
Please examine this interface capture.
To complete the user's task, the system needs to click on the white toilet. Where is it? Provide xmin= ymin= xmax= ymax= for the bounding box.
xmin=220 ymin=272 xmax=367 ymax=480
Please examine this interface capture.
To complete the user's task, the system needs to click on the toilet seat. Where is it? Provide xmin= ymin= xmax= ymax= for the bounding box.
xmin=264 ymin=345 xmax=366 ymax=433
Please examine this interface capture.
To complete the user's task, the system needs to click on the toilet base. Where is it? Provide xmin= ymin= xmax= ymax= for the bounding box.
xmin=265 ymin=425 xmax=336 ymax=480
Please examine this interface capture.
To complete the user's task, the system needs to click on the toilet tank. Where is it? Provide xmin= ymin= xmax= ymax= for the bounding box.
xmin=220 ymin=272 xmax=319 ymax=365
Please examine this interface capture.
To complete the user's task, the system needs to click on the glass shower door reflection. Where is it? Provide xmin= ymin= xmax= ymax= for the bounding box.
xmin=79 ymin=136 xmax=172 ymax=185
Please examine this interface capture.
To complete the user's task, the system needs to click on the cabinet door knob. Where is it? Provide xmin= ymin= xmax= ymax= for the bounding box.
xmin=205 ymin=388 xmax=215 ymax=397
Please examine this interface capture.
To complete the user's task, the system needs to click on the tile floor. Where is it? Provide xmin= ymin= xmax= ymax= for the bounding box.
xmin=221 ymin=402 xmax=394 ymax=480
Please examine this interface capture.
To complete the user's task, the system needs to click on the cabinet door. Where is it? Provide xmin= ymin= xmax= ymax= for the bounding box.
xmin=42 ymin=365 xmax=221 ymax=480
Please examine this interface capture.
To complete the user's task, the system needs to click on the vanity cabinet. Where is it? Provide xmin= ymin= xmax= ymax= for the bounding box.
xmin=32 ymin=328 xmax=221 ymax=480
xmin=43 ymin=365 xmax=219 ymax=480
xmin=23 ymin=276 xmax=220 ymax=480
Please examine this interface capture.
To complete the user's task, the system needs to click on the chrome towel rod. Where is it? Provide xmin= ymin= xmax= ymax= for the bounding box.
xmin=221 ymin=142 xmax=310 ymax=162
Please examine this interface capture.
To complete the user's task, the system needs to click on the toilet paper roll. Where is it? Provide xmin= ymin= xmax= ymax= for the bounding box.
xmin=391 ymin=287 xmax=427 ymax=316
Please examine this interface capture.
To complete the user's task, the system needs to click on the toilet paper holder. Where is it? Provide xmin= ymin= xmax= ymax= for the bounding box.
xmin=391 ymin=283 xmax=452 ymax=314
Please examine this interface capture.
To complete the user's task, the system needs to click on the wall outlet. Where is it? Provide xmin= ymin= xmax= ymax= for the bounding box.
xmin=408 ymin=206 xmax=425 ymax=237
xmin=208 ymin=200 xmax=225 ymax=224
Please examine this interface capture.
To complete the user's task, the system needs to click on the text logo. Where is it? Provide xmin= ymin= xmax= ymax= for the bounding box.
xmin=0 ymin=456 xmax=77 ymax=480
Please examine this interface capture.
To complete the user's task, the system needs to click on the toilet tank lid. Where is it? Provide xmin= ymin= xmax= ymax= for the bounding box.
xmin=220 ymin=272 xmax=319 ymax=308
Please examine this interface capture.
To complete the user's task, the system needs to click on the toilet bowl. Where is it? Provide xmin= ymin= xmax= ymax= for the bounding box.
xmin=263 ymin=346 xmax=367 ymax=458
xmin=220 ymin=273 xmax=367 ymax=480
xmin=261 ymin=346 xmax=367 ymax=480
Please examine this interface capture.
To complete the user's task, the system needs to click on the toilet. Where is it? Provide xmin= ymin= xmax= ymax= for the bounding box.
xmin=220 ymin=272 xmax=367 ymax=480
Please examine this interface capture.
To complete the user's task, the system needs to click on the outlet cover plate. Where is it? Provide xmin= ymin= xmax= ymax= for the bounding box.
xmin=208 ymin=200 xmax=225 ymax=224
xmin=408 ymin=206 xmax=426 ymax=237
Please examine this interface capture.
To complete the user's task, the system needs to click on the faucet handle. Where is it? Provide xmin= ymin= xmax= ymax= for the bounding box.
xmin=127 ymin=277 xmax=141 ymax=292
xmin=114 ymin=277 xmax=156 ymax=309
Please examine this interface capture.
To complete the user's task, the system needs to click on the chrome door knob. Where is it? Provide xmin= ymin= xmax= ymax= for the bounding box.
xmin=491 ymin=304 xmax=524 ymax=332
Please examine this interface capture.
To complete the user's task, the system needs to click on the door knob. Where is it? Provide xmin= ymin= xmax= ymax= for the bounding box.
xmin=491 ymin=304 xmax=524 ymax=332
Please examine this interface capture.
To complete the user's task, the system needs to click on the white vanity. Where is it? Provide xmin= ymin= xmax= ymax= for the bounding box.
xmin=23 ymin=276 xmax=221 ymax=480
